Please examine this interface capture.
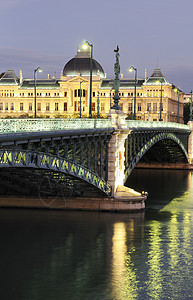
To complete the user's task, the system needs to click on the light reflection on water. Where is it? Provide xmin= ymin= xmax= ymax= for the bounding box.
xmin=0 ymin=170 xmax=193 ymax=299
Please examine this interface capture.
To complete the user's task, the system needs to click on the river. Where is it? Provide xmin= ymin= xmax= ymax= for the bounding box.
xmin=0 ymin=169 xmax=193 ymax=300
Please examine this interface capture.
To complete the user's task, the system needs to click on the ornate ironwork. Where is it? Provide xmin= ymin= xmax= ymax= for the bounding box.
xmin=0 ymin=149 xmax=112 ymax=196
xmin=125 ymin=120 xmax=189 ymax=130
xmin=124 ymin=131 xmax=189 ymax=181
xmin=0 ymin=118 xmax=112 ymax=134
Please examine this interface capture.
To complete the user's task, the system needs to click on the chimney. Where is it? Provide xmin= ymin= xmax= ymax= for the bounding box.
xmin=20 ymin=69 xmax=23 ymax=84
xmin=121 ymin=73 xmax=123 ymax=79
xmin=145 ymin=68 xmax=147 ymax=81
xmin=48 ymin=74 xmax=50 ymax=79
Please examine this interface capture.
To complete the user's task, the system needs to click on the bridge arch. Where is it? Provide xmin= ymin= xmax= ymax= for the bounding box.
xmin=0 ymin=149 xmax=112 ymax=196
xmin=124 ymin=132 xmax=189 ymax=181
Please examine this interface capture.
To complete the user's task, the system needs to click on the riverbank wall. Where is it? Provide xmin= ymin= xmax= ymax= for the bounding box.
xmin=136 ymin=162 xmax=193 ymax=170
xmin=0 ymin=194 xmax=146 ymax=212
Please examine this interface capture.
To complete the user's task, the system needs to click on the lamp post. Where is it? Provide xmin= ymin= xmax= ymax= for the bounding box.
xmin=174 ymin=87 xmax=180 ymax=123
xmin=190 ymin=90 xmax=193 ymax=121
xmin=129 ymin=66 xmax=137 ymax=120
xmin=156 ymin=80 xmax=163 ymax=121
xmin=83 ymin=41 xmax=93 ymax=118
xmin=97 ymin=91 xmax=100 ymax=118
xmin=79 ymin=81 xmax=84 ymax=118
xmin=110 ymin=88 xmax=113 ymax=109
xmin=34 ymin=67 xmax=42 ymax=118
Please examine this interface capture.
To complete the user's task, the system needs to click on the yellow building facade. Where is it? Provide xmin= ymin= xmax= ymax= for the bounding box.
xmin=0 ymin=48 xmax=184 ymax=123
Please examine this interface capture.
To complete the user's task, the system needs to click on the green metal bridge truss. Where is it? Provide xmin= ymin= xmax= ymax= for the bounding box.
xmin=0 ymin=149 xmax=112 ymax=196
xmin=0 ymin=118 xmax=191 ymax=197
xmin=124 ymin=129 xmax=190 ymax=182
xmin=0 ymin=127 xmax=114 ymax=197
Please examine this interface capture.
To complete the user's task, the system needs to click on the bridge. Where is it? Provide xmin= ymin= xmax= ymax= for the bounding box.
xmin=0 ymin=114 xmax=191 ymax=208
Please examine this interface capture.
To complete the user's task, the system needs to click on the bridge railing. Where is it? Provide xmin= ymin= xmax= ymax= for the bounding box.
xmin=0 ymin=118 xmax=112 ymax=134
xmin=0 ymin=118 xmax=190 ymax=134
xmin=125 ymin=120 xmax=189 ymax=130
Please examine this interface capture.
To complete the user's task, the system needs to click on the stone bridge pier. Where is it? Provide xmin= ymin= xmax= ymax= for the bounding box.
xmin=188 ymin=121 xmax=193 ymax=164
xmin=107 ymin=110 xmax=145 ymax=207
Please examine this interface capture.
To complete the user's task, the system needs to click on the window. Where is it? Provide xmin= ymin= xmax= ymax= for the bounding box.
xmin=153 ymin=103 xmax=157 ymax=112
xmin=147 ymin=103 xmax=151 ymax=111
xmin=0 ymin=103 xmax=3 ymax=110
xmin=20 ymin=103 xmax=23 ymax=111
xmin=46 ymin=103 xmax=50 ymax=111
xmin=64 ymin=92 xmax=67 ymax=97
xmin=93 ymin=91 xmax=95 ymax=97
xmin=101 ymin=103 xmax=105 ymax=111
xmin=128 ymin=103 xmax=132 ymax=112
xmin=138 ymin=103 xmax=141 ymax=111
xmin=74 ymin=90 xmax=77 ymax=97
xmin=5 ymin=103 xmax=8 ymax=110
xmin=119 ymin=103 xmax=123 ymax=110
xmin=78 ymin=89 xmax=81 ymax=97
xmin=29 ymin=103 xmax=32 ymax=111
xmin=37 ymin=103 xmax=41 ymax=111
xmin=74 ymin=101 xmax=78 ymax=111
xmin=55 ymin=103 xmax=59 ymax=111
xmin=64 ymin=103 xmax=67 ymax=111
xmin=92 ymin=103 xmax=95 ymax=111
xmin=10 ymin=103 xmax=14 ymax=111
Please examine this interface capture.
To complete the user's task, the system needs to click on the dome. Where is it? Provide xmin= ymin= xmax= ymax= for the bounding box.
xmin=63 ymin=49 xmax=105 ymax=78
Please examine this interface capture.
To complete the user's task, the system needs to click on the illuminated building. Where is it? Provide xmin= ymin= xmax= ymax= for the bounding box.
xmin=0 ymin=48 xmax=184 ymax=123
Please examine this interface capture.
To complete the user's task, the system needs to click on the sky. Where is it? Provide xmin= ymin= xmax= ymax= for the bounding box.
xmin=1 ymin=0 xmax=193 ymax=93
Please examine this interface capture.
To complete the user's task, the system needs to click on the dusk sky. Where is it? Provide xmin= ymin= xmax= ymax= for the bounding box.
xmin=1 ymin=0 xmax=193 ymax=93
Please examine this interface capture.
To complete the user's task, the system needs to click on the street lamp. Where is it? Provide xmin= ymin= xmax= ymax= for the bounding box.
xmin=97 ymin=91 xmax=100 ymax=118
xmin=79 ymin=81 xmax=84 ymax=118
xmin=156 ymin=80 xmax=163 ymax=121
xmin=174 ymin=87 xmax=180 ymax=123
xmin=110 ymin=88 xmax=113 ymax=109
xmin=82 ymin=41 xmax=93 ymax=118
xmin=190 ymin=90 xmax=193 ymax=121
xmin=129 ymin=66 xmax=137 ymax=120
xmin=34 ymin=67 xmax=42 ymax=118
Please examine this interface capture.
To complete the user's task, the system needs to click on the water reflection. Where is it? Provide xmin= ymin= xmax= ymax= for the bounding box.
xmin=112 ymin=222 xmax=138 ymax=300
xmin=147 ymin=221 xmax=163 ymax=299
xmin=1 ymin=170 xmax=193 ymax=299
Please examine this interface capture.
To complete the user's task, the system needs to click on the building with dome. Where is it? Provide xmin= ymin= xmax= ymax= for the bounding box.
xmin=0 ymin=47 xmax=184 ymax=123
